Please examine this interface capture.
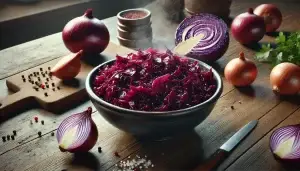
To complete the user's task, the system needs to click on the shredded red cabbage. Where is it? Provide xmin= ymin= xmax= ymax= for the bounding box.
xmin=92 ymin=48 xmax=217 ymax=111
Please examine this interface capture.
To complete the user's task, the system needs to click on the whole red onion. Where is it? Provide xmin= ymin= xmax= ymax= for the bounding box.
xmin=231 ymin=8 xmax=266 ymax=44
xmin=62 ymin=9 xmax=110 ymax=54
xmin=254 ymin=4 xmax=282 ymax=32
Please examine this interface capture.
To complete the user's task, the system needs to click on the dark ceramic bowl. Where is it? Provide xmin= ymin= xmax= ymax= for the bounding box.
xmin=86 ymin=58 xmax=223 ymax=138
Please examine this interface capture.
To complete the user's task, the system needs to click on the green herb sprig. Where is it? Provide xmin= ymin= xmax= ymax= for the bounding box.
xmin=255 ymin=31 xmax=300 ymax=67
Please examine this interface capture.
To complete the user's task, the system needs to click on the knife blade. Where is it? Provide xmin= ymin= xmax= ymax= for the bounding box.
xmin=193 ymin=120 xmax=258 ymax=171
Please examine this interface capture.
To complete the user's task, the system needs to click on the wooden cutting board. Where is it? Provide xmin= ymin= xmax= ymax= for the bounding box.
xmin=0 ymin=42 xmax=134 ymax=120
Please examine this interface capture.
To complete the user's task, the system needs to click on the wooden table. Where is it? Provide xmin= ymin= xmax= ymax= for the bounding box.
xmin=1 ymin=1 xmax=300 ymax=171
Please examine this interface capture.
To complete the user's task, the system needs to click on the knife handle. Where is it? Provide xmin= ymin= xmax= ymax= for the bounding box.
xmin=193 ymin=149 xmax=228 ymax=171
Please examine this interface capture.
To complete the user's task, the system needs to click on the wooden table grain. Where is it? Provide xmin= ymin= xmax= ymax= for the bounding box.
xmin=1 ymin=1 xmax=300 ymax=171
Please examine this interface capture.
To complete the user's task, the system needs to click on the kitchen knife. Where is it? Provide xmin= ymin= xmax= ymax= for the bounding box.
xmin=194 ymin=120 xmax=258 ymax=171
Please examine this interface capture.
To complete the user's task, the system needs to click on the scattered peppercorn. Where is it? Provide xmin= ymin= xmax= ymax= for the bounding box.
xmin=52 ymin=83 xmax=55 ymax=87
xmin=2 ymin=136 xmax=6 ymax=142
xmin=57 ymin=86 xmax=60 ymax=90
xmin=41 ymin=120 xmax=44 ymax=125
xmin=114 ymin=151 xmax=120 ymax=157
xmin=23 ymin=79 xmax=26 ymax=82
xmin=38 ymin=131 xmax=42 ymax=137
xmin=53 ymin=88 xmax=55 ymax=91
xmin=7 ymin=135 xmax=10 ymax=140
xmin=22 ymin=75 xmax=25 ymax=78
xmin=51 ymin=132 xmax=55 ymax=136
xmin=11 ymin=135 xmax=15 ymax=140
xmin=46 ymin=78 xmax=49 ymax=81
xmin=38 ymin=77 xmax=41 ymax=81
xmin=239 ymin=101 xmax=242 ymax=104
xmin=34 ymin=116 xmax=38 ymax=122
xmin=46 ymin=85 xmax=49 ymax=88
xmin=48 ymin=67 xmax=51 ymax=70
xmin=13 ymin=130 xmax=17 ymax=136
xmin=49 ymin=72 xmax=52 ymax=77
xmin=44 ymin=92 xmax=48 ymax=97
xmin=42 ymin=74 xmax=45 ymax=77
xmin=45 ymin=71 xmax=48 ymax=74
xmin=40 ymin=68 xmax=43 ymax=71
xmin=37 ymin=72 xmax=39 ymax=75
xmin=98 ymin=147 xmax=102 ymax=153
xmin=231 ymin=106 xmax=234 ymax=110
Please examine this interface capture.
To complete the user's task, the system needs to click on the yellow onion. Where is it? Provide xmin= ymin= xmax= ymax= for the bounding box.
xmin=270 ymin=62 xmax=300 ymax=95
xmin=224 ymin=52 xmax=258 ymax=86
xmin=57 ymin=107 xmax=98 ymax=153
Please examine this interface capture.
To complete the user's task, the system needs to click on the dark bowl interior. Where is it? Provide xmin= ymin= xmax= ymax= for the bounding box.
xmin=86 ymin=57 xmax=223 ymax=138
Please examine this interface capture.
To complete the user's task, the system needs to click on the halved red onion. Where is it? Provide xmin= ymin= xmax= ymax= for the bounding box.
xmin=57 ymin=107 xmax=98 ymax=153
xmin=270 ymin=124 xmax=300 ymax=164
xmin=175 ymin=13 xmax=229 ymax=63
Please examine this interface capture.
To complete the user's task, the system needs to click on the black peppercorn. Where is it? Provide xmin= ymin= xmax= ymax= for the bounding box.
xmin=7 ymin=135 xmax=10 ymax=140
xmin=13 ymin=130 xmax=17 ymax=136
xmin=51 ymin=132 xmax=55 ymax=136
xmin=41 ymin=120 xmax=44 ymax=125
xmin=231 ymin=106 xmax=234 ymax=110
xmin=57 ymin=86 xmax=60 ymax=90
xmin=38 ymin=131 xmax=42 ymax=137
xmin=11 ymin=135 xmax=15 ymax=140
xmin=2 ymin=136 xmax=6 ymax=142
xmin=98 ymin=147 xmax=102 ymax=153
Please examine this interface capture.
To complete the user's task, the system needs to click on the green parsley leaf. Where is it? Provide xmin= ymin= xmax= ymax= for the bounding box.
xmin=255 ymin=31 xmax=300 ymax=67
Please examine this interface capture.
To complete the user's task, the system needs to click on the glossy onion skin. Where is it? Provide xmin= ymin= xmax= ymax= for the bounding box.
xmin=67 ymin=122 xmax=98 ymax=153
xmin=51 ymin=50 xmax=83 ymax=80
xmin=62 ymin=10 xmax=110 ymax=54
xmin=254 ymin=4 xmax=282 ymax=32
xmin=57 ymin=107 xmax=98 ymax=153
xmin=270 ymin=62 xmax=300 ymax=95
xmin=175 ymin=13 xmax=229 ymax=63
xmin=231 ymin=10 xmax=266 ymax=44
xmin=224 ymin=55 xmax=257 ymax=86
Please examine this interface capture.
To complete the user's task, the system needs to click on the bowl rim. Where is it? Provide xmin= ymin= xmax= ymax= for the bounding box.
xmin=117 ymin=8 xmax=151 ymax=21
xmin=85 ymin=55 xmax=223 ymax=117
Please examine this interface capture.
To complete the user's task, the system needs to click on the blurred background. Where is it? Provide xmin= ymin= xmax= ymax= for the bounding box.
xmin=0 ymin=0 xmax=154 ymax=50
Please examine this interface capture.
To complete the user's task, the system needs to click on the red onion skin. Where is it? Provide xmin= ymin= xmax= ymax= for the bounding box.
xmin=67 ymin=122 xmax=98 ymax=153
xmin=270 ymin=125 xmax=300 ymax=166
xmin=231 ymin=9 xmax=266 ymax=44
xmin=62 ymin=9 xmax=110 ymax=54
xmin=57 ymin=107 xmax=98 ymax=153
xmin=254 ymin=4 xmax=282 ymax=32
